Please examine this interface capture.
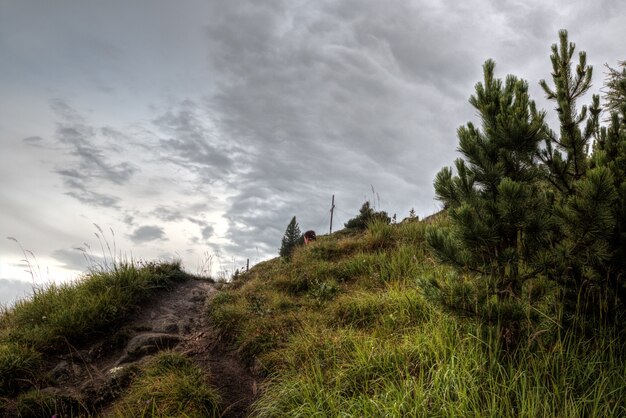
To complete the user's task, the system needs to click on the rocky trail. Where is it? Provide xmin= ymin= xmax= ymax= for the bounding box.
xmin=45 ymin=278 xmax=256 ymax=417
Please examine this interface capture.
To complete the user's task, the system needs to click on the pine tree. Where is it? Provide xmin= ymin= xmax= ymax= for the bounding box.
xmin=427 ymin=60 xmax=549 ymax=297
xmin=279 ymin=216 xmax=301 ymax=259
xmin=539 ymin=31 xmax=618 ymax=298
xmin=539 ymin=30 xmax=601 ymax=193
xmin=602 ymin=61 xmax=626 ymax=117
xmin=589 ymin=61 xmax=626 ymax=303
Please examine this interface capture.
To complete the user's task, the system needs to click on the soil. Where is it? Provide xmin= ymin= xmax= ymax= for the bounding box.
xmin=23 ymin=278 xmax=258 ymax=417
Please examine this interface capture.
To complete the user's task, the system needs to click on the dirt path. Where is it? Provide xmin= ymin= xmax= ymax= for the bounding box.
xmin=177 ymin=284 xmax=258 ymax=418
xmin=43 ymin=278 xmax=257 ymax=417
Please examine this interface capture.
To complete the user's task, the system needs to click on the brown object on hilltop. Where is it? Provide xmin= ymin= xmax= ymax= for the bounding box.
xmin=303 ymin=230 xmax=316 ymax=245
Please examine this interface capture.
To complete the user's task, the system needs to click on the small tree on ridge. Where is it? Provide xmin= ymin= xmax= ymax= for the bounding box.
xmin=279 ymin=216 xmax=301 ymax=259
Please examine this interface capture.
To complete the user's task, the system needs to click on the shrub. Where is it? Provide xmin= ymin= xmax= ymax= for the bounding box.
xmin=344 ymin=201 xmax=390 ymax=231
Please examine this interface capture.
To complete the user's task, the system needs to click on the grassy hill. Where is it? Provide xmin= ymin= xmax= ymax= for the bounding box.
xmin=1 ymin=216 xmax=624 ymax=416
xmin=0 ymin=261 xmax=222 ymax=417
xmin=212 ymin=216 xmax=625 ymax=417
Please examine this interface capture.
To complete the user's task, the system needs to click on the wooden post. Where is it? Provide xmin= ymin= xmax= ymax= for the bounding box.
xmin=246 ymin=259 xmax=249 ymax=272
xmin=329 ymin=194 xmax=335 ymax=234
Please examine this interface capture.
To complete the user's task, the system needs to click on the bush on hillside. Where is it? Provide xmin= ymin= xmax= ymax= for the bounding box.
xmin=344 ymin=201 xmax=390 ymax=231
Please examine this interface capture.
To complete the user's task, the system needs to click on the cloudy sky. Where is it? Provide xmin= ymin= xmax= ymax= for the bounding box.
xmin=1 ymin=0 xmax=625 ymax=305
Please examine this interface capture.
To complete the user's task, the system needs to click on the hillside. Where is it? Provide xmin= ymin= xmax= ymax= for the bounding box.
xmin=213 ymin=217 xmax=625 ymax=416
xmin=0 ymin=262 xmax=255 ymax=417
xmin=0 ymin=217 xmax=626 ymax=416
xmin=1 ymin=216 xmax=625 ymax=416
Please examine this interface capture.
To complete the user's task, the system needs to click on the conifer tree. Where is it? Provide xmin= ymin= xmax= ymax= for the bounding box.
xmin=540 ymin=31 xmax=618 ymax=295
xmin=602 ymin=61 xmax=626 ymax=117
xmin=590 ymin=61 xmax=626 ymax=302
xmin=427 ymin=60 xmax=549 ymax=297
xmin=539 ymin=30 xmax=601 ymax=193
xmin=279 ymin=216 xmax=301 ymax=259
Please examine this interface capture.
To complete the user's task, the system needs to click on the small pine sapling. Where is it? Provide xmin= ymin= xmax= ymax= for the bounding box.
xmin=279 ymin=216 xmax=301 ymax=259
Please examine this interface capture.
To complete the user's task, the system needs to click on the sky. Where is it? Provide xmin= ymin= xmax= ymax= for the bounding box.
xmin=1 ymin=0 xmax=625 ymax=306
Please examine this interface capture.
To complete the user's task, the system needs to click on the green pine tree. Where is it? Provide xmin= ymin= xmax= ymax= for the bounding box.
xmin=427 ymin=59 xmax=549 ymax=297
xmin=589 ymin=60 xmax=626 ymax=303
xmin=539 ymin=30 xmax=601 ymax=193
xmin=279 ymin=216 xmax=301 ymax=259
xmin=540 ymin=31 xmax=618 ymax=300
xmin=602 ymin=61 xmax=626 ymax=117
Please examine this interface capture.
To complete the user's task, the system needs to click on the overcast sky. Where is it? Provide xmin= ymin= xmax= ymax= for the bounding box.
xmin=1 ymin=0 xmax=625 ymax=306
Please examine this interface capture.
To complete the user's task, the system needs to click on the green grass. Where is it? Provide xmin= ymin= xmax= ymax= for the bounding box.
xmin=252 ymin=315 xmax=625 ymax=417
xmin=211 ymin=218 xmax=626 ymax=417
xmin=330 ymin=285 xmax=431 ymax=329
xmin=0 ymin=343 xmax=40 ymax=395
xmin=112 ymin=351 xmax=221 ymax=418
xmin=13 ymin=388 xmax=89 ymax=418
xmin=0 ymin=260 xmax=196 ymax=398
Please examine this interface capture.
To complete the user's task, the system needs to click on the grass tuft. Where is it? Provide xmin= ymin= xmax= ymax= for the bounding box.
xmin=112 ymin=351 xmax=220 ymax=417
xmin=15 ymin=389 xmax=88 ymax=418
xmin=331 ymin=286 xmax=430 ymax=329
xmin=0 ymin=344 xmax=40 ymax=396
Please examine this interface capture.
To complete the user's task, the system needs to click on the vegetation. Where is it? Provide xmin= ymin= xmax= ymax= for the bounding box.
xmin=603 ymin=60 xmax=626 ymax=116
xmin=112 ymin=351 xmax=220 ymax=417
xmin=429 ymin=30 xmax=625 ymax=318
xmin=427 ymin=58 xmax=548 ymax=297
xmin=212 ymin=218 xmax=626 ymax=417
xmin=279 ymin=216 xmax=302 ymax=259
xmin=537 ymin=31 xmax=620 ymax=314
xmin=0 ymin=260 xmax=199 ymax=413
xmin=594 ymin=59 xmax=626 ymax=303
xmin=344 ymin=201 xmax=391 ymax=230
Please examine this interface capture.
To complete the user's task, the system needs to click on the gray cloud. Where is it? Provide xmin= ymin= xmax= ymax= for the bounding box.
xmin=128 ymin=225 xmax=166 ymax=244
xmin=0 ymin=279 xmax=34 ymax=307
xmin=152 ymin=100 xmax=240 ymax=181
xmin=100 ymin=126 xmax=132 ymax=151
xmin=61 ymin=177 xmax=121 ymax=209
xmin=201 ymin=225 xmax=214 ymax=240
xmin=122 ymin=213 xmax=135 ymax=226
xmin=22 ymin=136 xmax=44 ymax=146
xmin=153 ymin=206 xmax=185 ymax=222
xmin=54 ymin=125 xmax=136 ymax=185
xmin=48 ymin=99 xmax=136 ymax=208
xmin=51 ymin=248 xmax=106 ymax=272
xmin=198 ymin=0 xmax=626 ymax=258
xmin=153 ymin=205 xmax=214 ymax=237
xmin=186 ymin=216 xmax=216 ymax=243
